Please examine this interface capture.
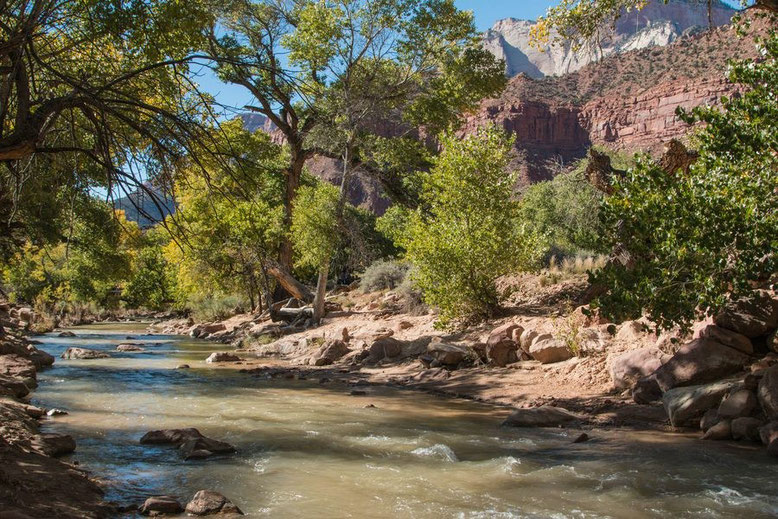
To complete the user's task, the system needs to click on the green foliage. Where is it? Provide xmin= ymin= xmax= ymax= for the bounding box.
xmin=405 ymin=128 xmax=544 ymax=327
xmin=187 ymin=293 xmax=249 ymax=322
xmin=333 ymin=206 xmax=397 ymax=279
xmin=376 ymin=205 xmax=414 ymax=251
xmin=123 ymin=230 xmax=176 ymax=310
xmin=359 ymin=260 xmax=410 ymax=293
xmin=592 ymin=28 xmax=778 ymax=330
xmin=519 ymin=164 xmax=606 ymax=257
xmin=291 ymin=182 xmax=341 ymax=272
xmin=166 ymin=119 xmax=286 ymax=311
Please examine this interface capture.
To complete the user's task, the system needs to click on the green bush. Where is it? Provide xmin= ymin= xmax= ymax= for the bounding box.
xmin=188 ymin=293 xmax=249 ymax=322
xmin=359 ymin=259 xmax=410 ymax=292
xmin=405 ymin=128 xmax=544 ymax=327
xmin=592 ymin=29 xmax=778 ymax=330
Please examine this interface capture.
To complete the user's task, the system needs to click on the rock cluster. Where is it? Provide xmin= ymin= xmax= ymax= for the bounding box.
xmin=620 ymin=289 xmax=778 ymax=458
xmin=139 ymin=490 xmax=242 ymax=516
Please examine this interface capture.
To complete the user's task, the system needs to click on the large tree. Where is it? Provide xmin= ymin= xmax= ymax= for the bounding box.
xmin=201 ymin=0 xmax=506 ymax=279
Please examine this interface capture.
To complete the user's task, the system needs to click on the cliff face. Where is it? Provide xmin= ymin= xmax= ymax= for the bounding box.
xmin=483 ymin=0 xmax=736 ymax=78
xmin=465 ymin=15 xmax=762 ymax=184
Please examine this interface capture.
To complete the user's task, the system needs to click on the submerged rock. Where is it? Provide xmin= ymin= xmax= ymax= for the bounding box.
xmin=60 ymin=347 xmax=109 ymax=360
xmin=502 ymin=406 xmax=580 ymax=428
xmin=116 ymin=343 xmax=145 ymax=352
xmin=185 ymin=490 xmax=244 ymax=516
xmin=57 ymin=331 xmax=76 ymax=338
xmin=140 ymin=428 xmax=236 ymax=460
xmin=139 ymin=496 xmax=184 ymax=516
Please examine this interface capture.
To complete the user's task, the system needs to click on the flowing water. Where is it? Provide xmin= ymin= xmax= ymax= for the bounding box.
xmin=32 ymin=323 xmax=778 ymax=518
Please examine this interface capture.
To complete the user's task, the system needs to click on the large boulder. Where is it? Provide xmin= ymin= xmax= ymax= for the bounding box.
xmin=368 ymin=337 xmax=403 ymax=361
xmin=519 ymin=329 xmax=539 ymax=354
xmin=759 ymin=421 xmax=778 ymax=446
xmin=487 ymin=323 xmax=521 ymax=347
xmin=205 ymin=352 xmax=240 ymax=363
xmin=757 ymin=365 xmax=778 ymax=420
xmin=140 ymin=428 xmax=236 ymax=461
xmin=652 ymin=339 xmax=751 ymax=392
xmin=0 ymin=374 xmax=31 ymax=398
xmin=60 ymin=347 xmax=109 ymax=360
xmin=0 ymin=354 xmax=37 ymax=384
xmin=485 ymin=340 xmax=519 ymax=367
xmin=662 ymin=379 xmax=738 ymax=428
xmin=529 ymin=338 xmax=573 ymax=364
xmin=311 ymin=340 xmax=350 ymax=366
xmin=714 ymin=290 xmax=778 ymax=338
xmin=502 ymin=406 xmax=580 ymax=428
xmin=702 ymin=419 xmax=732 ymax=441
xmin=717 ymin=389 xmax=758 ymax=419
xmin=696 ymin=325 xmax=753 ymax=354
xmin=608 ymin=347 xmax=669 ymax=390
xmin=632 ymin=375 xmax=663 ymax=404
xmin=615 ymin=320 xmax=648 ymax=343
xmin=427 ymin=341 xmax=471 ymax=367
xmin=185 ymin=490 xmax=243 ymax=516
xmin=731 ymin=417 xmax=763 ymax=442
xmin=31 ymin=433 xmax=76 ymax=457
xmin=768 ymin=330 xmax=778 ymax=354
xmin=140 ymin=496 xmax=184 ymax=516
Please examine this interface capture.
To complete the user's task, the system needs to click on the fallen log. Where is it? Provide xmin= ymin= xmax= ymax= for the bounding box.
xmin=265 ymin=260 xmax=314 ymax=303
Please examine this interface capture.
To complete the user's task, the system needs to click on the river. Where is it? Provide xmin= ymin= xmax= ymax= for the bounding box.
xmin=30 ymin=323 xmax=778 ymax=518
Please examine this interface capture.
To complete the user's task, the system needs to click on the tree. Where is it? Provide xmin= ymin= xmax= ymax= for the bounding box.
xmin=404 ymin=128 xmax=544 ymax=327
xmin=590 ymin=28 xmax=778 ymax=330
xmin=165 ymin=119 xmax=287 ymax=312
xmin=202 ymin=0 xmax=506 ymax=275
xmin=290 ymin=182 xmax=341 ymax=322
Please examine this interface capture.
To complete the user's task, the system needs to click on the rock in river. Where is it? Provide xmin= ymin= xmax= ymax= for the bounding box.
xmin=185 ymin=490 xmax=244 ymax=516
xmin=502 ymin=406 xmax=580 ymax=428
xmin=116 ymin=343 xmax=145 ymax=352
xmin=140 ymin=428 xmax=236 ymax=460
xmin=205 ymin=352 xmax=240 ymax=363
xmin=60 ymin=347 xmax=110 ymax=360
xmin=57 ymin=331 xmax=76 ymax=337
xmin=140 ymin=495 xmax=184 ymax=516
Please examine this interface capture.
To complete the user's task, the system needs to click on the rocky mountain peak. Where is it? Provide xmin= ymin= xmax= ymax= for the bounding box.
xmin=483 ymin=0 xmax=737 ymax=78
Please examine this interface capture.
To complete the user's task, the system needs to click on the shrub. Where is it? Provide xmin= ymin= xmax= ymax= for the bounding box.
xmin=188 ymin=293 xmax=248 ymax=322
xmin=359 ymin=259 xmax=410 ymax=293
xmin=405 ymin=128 xmax=544 ymax=327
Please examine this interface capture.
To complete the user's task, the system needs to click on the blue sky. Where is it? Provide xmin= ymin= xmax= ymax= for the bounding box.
xmin=197 ymin=0 xmax=746 ymax=111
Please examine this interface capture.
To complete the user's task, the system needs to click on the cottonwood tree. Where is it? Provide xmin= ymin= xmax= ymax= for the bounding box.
xmin=201 ymin=0 xmax=506 ymax=295
xmin=0 ymin=0 xmax=220 ymax=252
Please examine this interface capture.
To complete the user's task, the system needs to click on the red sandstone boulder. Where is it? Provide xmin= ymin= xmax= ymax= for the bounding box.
xmin=757 ymin=365 xmax=778 ymax=420
xmin=717 ymin=389 xmax=758 ymax=419
xmin=140 ymin=496 xmax=184 ymax=516
xmin=185 ymin=490 xmax=243 ymax=516
xmin=368 ymin=337 xmax=403 ymax=361
xmin=311 ymin=340 xmax=350 ymax=366
xmin=608 ymin=347 xmax=669 ymax=390
xmin=696 ymin=325 xmax=753 ymax=354
xmin=731 ymin=417 xmax=763 ymax=442
xmin=529 ymin=338 xmax=573 ymax=364
xmin=652 ymin=339 xmax=751 ymax=392
xmin=714 ymin=290 xmax=778 ymax=338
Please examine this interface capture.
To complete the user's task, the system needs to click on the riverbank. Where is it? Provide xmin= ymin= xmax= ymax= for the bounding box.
xmin=0 ymin=304 xmax=115 ymax=518
xmin=154 ymin=278 xmax=778 ymax=453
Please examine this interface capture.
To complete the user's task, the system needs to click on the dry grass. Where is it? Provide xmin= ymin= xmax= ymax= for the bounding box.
xmin=539 ymin=254 xmax=607 ymax=287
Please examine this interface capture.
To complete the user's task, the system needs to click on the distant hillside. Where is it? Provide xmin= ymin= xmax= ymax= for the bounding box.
xmin=114 ymin=183 xmax=175 ymax=229
xmin=483 ymin=0 xmax=737 ymax=78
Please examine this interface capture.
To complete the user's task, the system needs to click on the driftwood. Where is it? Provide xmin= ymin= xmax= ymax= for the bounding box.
xmin=265 ymin=260 xmax=314 ymax=303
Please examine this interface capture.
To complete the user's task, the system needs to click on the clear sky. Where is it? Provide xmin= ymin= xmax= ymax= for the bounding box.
xmin=197 ymin=0 xmax=747 ymax=111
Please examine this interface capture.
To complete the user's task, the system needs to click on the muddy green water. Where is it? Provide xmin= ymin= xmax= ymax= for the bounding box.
xmin=32 ymin=323 xmax=778 ymax=518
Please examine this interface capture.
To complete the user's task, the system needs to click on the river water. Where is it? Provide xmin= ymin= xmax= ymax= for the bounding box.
xmin=30 ymin=323 xmax=778 ymax=518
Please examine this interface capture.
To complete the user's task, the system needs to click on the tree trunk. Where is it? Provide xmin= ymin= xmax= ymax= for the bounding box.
xmin=312 ymin=264 xmax=329 ymax=324
xmin=265 ymin=259 xmax=314 ymax=303
xmin=279 ymin=147 xmax=306 ymax=273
